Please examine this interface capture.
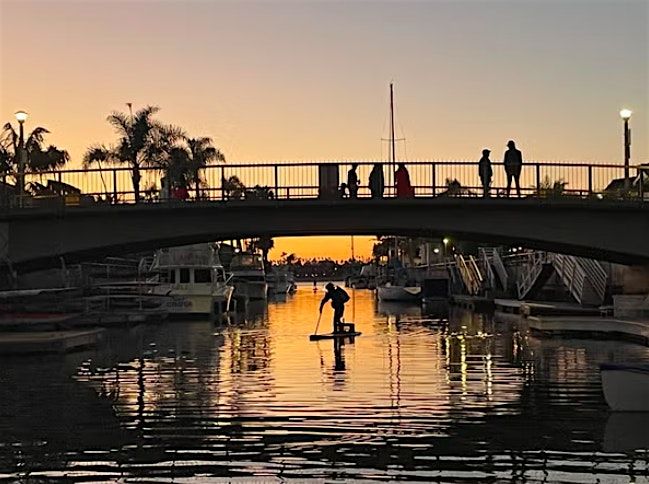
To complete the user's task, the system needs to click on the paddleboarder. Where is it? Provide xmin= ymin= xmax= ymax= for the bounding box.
xmin=319 ymin=283 xmax=350 ymax=333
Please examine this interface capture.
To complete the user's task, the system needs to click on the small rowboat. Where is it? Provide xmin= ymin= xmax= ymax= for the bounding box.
xmin=600 ymin=363 xmax=649 ymax=411
xmin=309 ymin=331 xmax=362 ymax=341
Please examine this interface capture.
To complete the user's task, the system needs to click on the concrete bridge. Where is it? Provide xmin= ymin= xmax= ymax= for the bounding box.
xmin=2 ymin=198 xmax=649 ymax=272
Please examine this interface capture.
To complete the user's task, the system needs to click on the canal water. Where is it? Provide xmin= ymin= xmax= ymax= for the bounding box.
xmin=1 ymin=285 xmax=649 ymax=482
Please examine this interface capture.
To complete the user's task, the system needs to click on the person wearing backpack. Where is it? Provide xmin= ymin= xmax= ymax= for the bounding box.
xmin=319 ymin=283 xmax=350 ymax=333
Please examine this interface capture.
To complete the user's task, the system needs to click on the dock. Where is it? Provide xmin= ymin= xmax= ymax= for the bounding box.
xmin=0 ymin=329 xmax=105 ymax=355
xmin=526 ymin=316 xmax=649 ymax=346
xmin=494 ymin=299 xmax=602 ymax=324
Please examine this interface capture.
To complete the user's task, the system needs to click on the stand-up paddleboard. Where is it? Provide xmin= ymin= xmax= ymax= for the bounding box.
xmin=309 ymin=331 xmax=361 ymax=341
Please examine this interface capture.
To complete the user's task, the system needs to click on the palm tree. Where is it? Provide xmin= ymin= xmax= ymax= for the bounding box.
xmin=0 ymin=145 xmax=11 ymax=176
xmin=186 ymin=137 xmax=225 ymax=199
xmin=84 ymin=105 xmax=166 ymax=203
xmin=251 ymin=236 xmax=275 ymax=269
xmin=1 ymin=123 xmax=69 ymax=176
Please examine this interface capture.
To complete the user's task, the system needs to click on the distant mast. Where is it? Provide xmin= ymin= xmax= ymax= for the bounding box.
xmin=389 ymin=83 xmax=396 ymax=171
xmin=389 ymin=83 xmax=398 ymax=260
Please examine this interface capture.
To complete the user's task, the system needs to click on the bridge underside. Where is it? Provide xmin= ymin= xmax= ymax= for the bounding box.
xmin=3 ymin=199 xmax=649 ymax=272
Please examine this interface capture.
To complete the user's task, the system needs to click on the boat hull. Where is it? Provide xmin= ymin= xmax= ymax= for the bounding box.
xmin=246 ymin=281 xmax=268 ymax=300
xmin=601 ymin=363 xmax=649 ymax=411
xmin=267 ymin=281 xmax=291 ymax=295
xmin=377 ymin=285 xmax=422 ymax=302
xmin=155 ymin=286 xmax=234 ymax=316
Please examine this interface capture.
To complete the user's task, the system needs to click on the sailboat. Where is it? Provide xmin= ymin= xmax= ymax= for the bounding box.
xmin=376 ymin=83 xmax=422 ymax=303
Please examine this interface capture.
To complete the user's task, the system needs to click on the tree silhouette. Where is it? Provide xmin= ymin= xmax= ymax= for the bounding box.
xmin=84 ymin=105 xmax=179 ymax=202
xmin=223 ymin=175 xmax=246 ymax=200
xmin=1 ymin=122 xmax=69 ymax=177
xmin=250 ymin=236 xmax=275 ymax=269
xmin=186 ymin=137 xmax=225 ymax=199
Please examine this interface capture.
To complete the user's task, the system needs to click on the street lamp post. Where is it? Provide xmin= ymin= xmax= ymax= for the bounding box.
xmin=620 ymin=109 xmax=632 ymax=191
xmin=14 ymin=110 xmax=28 ymax=207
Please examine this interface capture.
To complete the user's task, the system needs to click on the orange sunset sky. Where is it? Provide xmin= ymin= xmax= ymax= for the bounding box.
xmin=1 ymin=0 xmax=647 ymax=260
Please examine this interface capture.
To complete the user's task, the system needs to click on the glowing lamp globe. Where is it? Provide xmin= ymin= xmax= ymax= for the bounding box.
xmin=15 ymin=111 xmax=28 ymax=123
xmin=619 ymin=109 xmax=632 ymax=120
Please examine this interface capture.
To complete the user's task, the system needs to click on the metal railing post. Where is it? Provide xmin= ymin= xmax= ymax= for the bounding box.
xmin=220 ymin=166 xmax=225 ymax=201
xmin=112 ymin=169 xmax=117 ymax=204
xmin=274 ymin=165 xmax=279 ymax=200
xmin=432 ymin=162 xmax=437 ymax=197
xmin=588 ymin=165 xmax=593 ymax=195
xmin=535 ymin=164 xmax=541 ymax=195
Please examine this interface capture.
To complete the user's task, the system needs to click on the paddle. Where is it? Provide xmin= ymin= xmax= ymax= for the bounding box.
xmin=312 ymin=312 xmax=323 ymax=336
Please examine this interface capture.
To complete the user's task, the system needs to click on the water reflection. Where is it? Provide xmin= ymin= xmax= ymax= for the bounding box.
xmin=1 ymin=286 xmax=648 ymax=481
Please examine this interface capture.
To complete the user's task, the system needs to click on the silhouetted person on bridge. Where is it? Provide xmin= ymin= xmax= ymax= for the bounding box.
xmin=478 ymin=149 xmax=493 ymax=197
xmin=369 ymin=163 xmax=385 ymax=198
xmin=319 ymin=282 xmax=350 ymax=333
xmin=504 ymin=140 xmax=523 ymax=197
xmin=395 ymin=163 xmax=414 ymax=198
xmin=347 ymin=164 xmax=360 ymax=198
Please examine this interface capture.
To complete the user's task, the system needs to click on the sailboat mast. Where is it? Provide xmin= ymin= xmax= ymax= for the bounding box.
xmin=390 ymin=83 xmax=396 ymax=168
xmin=389 ymin=83 xmax=399 ymax=260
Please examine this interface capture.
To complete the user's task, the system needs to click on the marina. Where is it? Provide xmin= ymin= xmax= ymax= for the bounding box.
xmin=1 ymin=287 xmax=648 ymax=481
xmin=1 ymin=1 xmax=648 ymax=480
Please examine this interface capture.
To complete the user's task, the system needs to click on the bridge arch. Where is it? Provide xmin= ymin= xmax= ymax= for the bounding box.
xmin=3 ymin=198 xmax=649 ymax=271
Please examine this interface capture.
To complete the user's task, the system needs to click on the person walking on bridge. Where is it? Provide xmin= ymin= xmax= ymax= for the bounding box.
xmin=478 ymin=149 xmax=493 ymax=197
xmin=319 ymin=282 xmax=350 ymax=333
xmin=395 ymin=163 xmax=414 ymax=198
xmin=347 ymin=164 xmax=360 ymax=198
xmin=504 ymin=140 xmax=523 ymax=197
xmin=369 ymin=163 xmax=385 ymax=198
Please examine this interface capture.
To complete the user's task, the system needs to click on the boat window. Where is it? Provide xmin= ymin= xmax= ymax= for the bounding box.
xmin=169 ymin=270 xmax=176 ymax=283
xmin=179 ymin=268 xmax=190 ymax=283
xmin=194 ymin=269 xmax=211 ymax=283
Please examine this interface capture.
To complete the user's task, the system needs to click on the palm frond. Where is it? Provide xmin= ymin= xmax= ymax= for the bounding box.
xmin=83 ymin=144 xmax=113 ymax=168
xmin=107 ymin=112 xmax=131 ymax=134
xmin=28 ymin=145 xmax=70 ymax=172
xmin=26 ymin=127 xmax=50 ymax=146
xmin=1 ymin=123 xmax=18 ymax=152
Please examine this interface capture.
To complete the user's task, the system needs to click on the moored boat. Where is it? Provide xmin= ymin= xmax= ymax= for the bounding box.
xmin=376 ymin=283 xmax=421 ymax=302
xmin=148 ymin=244 xmax=234 ymax=317
xmin=230 ymin=252 xmax=267 ymax=300
xmin=266 ymin=269 xmax=291 ymax=295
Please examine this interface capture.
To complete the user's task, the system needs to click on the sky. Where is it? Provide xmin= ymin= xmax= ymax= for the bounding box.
xmin=1 ymin=0 xmax=647 ymax=260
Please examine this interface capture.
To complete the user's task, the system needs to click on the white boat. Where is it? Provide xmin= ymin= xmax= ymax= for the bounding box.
xmin=600 ymin=363 xmax=649 ymax=411
xmin=230 ymin=252 xmax=268 ymax=300
xmin=148 ymin=244 xmax=234 ymax=317
xmin=266 ymin=269 xmax=291 ymax=295
xmin=287 ymin=272 xmax=297 ymax=294
xmin=377 ymin=283 xmax=422 ymax=302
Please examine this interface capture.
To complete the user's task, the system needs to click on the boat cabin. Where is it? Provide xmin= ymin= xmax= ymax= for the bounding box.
xmin=159 ymin=266 xmax=229 ymax=286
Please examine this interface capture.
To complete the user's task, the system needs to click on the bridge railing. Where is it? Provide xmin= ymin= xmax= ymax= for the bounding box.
xmin=1 ymin=160 xmax=645 ymax=208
